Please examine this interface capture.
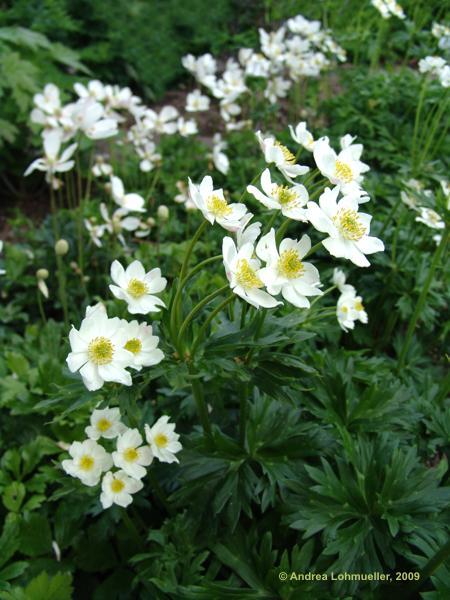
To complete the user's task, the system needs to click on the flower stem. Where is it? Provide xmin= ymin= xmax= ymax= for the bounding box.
xmin=412 ymin=77 xmax=428 ymax=170
xmin=36 ymin=289 xmax=47 ymax=324
xmin=304 ymin=241 xmax=323 ymax=259
xmin=397 ymin=226 xmax=448 ymax=371
xmin=188 ymin=364 xmax=213 ymax=444
xmin=190 ymin=293 xmax=235 ymax=358
xmin=146 ymin=470 xmax=174 ymax=515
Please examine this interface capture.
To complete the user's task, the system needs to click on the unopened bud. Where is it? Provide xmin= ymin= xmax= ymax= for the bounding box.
xmin=147 ymin=217 xmax=156 ymax=227
xmin=36 ymin=268 xmax=49 ymax=280
xmin=55 ymin=239 xmax=69 ymax=256
xmin=157 ymin=205 xmax=169 ymax=221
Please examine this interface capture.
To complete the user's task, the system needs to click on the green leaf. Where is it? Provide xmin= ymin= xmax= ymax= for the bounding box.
xmin=2 ymin=483 xmax=26 ymax=513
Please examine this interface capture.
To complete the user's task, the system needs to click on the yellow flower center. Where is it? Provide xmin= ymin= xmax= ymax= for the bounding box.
xmin=275 ymin=141 xmax=296 ymax=164
xmin=341 ymin=306 xmax=348 ymax=313
xmin=355 ymin=300 xmax=364 ymax=311
xmin=154 ymin=433 xmax=168 ymax=448
xmin=79 ymin=455 xmax=94 ymax=471
xmin=335 ymin=160 xmax=353 ymax=183
xmin=97 ymin=418 xmax=112 ymax=432
xmin=88 ymin=337 xmax=114 ymax=365
xmin=275 ymin=185 xmax=299 ymax=207
xmin=123 ymin=448 xmax=139 ymax=462
xmin=111 ymin=478 xmax=125 ymax=493
xmin=206 ymin=195 xmax=232 ymax=218
xmin=235 ymin=259 xmax=263 ymax=289
xmin=333 ymin=209 xmax=365 ymax=241
xmin=124 ymin=338 xmax=142 ymax=355
xmin=278 ymin=249 xmax=304 ymax=279
xmin=127 ymin=278 xmax=148 ymax=299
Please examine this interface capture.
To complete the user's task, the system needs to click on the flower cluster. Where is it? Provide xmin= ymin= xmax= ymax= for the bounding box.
xmin=418 ymin=56 xmax=450 ymax=87
xmin=370 ymin=0 xmax=406 ymax=20
xmin=66 ymin=260 xmax=166 ymax=391
xmin=182 ymin=13 xmax=346 ymax=131
xmin=62 ymin=408 xmax=181 ymax=509
xmin=432 ymin=22 xmax=450 ymax=51
xmin=332 ymin=268 xmax=368 ymax=332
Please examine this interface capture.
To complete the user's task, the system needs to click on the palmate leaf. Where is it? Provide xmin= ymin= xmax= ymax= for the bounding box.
xmin=0 ymin=27 xmax=51 ymax=51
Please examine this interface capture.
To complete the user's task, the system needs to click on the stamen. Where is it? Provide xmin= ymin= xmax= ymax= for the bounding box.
xmin=275 ymin=141 xmax=296 ymax=164
xmin=235 ymin=259 xmax=263 ymax=289
xmin=123 ymin=448 xmax=139 ymax=462
xmin=97 ymin=418 xmax=112 ymax=432
xmin=335 ymin=160 xmax=353 ymax=183
xmin=154 ymin=433 xmax=168 ymax=448
xmin=206 ymin=195 xmax=232 ymax=217
xmin=333 ymin=208 xmax=365 ymax=241
xmin=79 ymin=455 xmax=94 ymax=471
xmin=111 ymin=479 xmax=125 ymax=493
xmin=127 ymin=278 xmax=148 ymax=299
xmin=124 ymin=338 xmax=142 ymax=355
xmin=88 ymin=337 xmax=114 ymax=365
xmin=278 ymin=249 xmax=304 ymax=279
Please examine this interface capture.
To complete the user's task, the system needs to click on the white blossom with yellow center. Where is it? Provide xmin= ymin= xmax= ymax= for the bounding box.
xmin=66 ymin=304 xmax=134 ymax=391
xmin=222 ymin=236 xmax=282 ymax=309
xmin=247 ymin=168 xmax=309 ymax=221
xmin=337 ymin=288 xmax=368 ymax=332
xmin=256 ymin=131 xmax=309 ymax=181
xmin=188 ymin=175 xmax=249 ymax=232
xmin=307 ymin=186 xmax=384 ymax=268
xmin=62 ymin=439 xmax=112 ymax=486
xmin=112 ymin=428 xmax=153 ymax=479
xmin=289 ymin=121 xmax=316 ymax=152
xmin=100 ymin=470 xmax=144 ymax=509
xmin=121 ymin=320 xmax=164 ymax=372
xmin=85 ymin=407 xmax=127 ymax=440
xmin=145 ymin=416 xmax=182 ymax=464
xmin=313 ymin=137 xmax=370 ymax=198
xmin=415 ymin=207 xmax=445 ymax=230
xmin=109 ymin=259 xmax=167 ymax=314
xmin=256 ymin=229 xmax=322 ymax=308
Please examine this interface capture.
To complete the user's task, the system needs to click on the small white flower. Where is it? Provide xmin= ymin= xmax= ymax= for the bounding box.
xmin=337 ymin=290 xmax=368 ymax=332
xmin=112 ymin=428 xmax=153 ymax=479
xmin=111 ymin=176 xmax=145 ymax=212
xmin=84 ymin=218 xmax=106 ymax=247
xmin=66 ymin=309 xmax=133 ymax=391
xmin=144 ymin=106 xmax=179 ymax=135
xmin=256 ymin=131 xmax=309 ymax=181
xmin=211 ymin=133 xmax=230 ymax=175
xmin=332 ymin=268 xmax=355 ymax=295
xmin=415 ymin=207 xmax=445 ymax=230
xmin=188 ymin=175 xmax=249 ymax=232
xmin=100 ymin=470 xmax=144 ymax=509
xmin=306 ymin=186 xmax=384 ymax=267
xmin=288 ymin=121 xmax=315 ymax=151
xmin=24 ymin=130 xmax=77 ymax=181
xmin=247 ymin=168 xmax=308 ymax=221
xmin=174 ymin=181 xmax=197 ymax=211
xmin=222 ymin=237 xmax=281 ymax=309
xmin=256 ymin=229 xmax=322 ymax=308
xmin=186 ymin=89 xmax=210 ymax=112
xmin=144 ymin=416 xmax=182 ymax=464
xmin=62 ymin=439 xmax=112 ymax=486
xmin=85 ymin=407 xmax=127 ymax=440
xmin=122 ymin=320 xmax=164 ymax=371
xmin=109 ymin=260 xmax=167 ymax=314
xmin=177 ymin=116 xmax=198 ymax=137
xmin=236 ymin=213 xmax=262 ymax=249
xmin=313 ymin=136 xmax=370 ymax=197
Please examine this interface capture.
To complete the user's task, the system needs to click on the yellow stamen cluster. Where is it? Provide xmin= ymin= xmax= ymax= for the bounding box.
xmin=355 ymin=300 xmax=364 ymax=311
xmin=335 ymin=160 xmax=353 ymax=183
xmin=276 ymin=185 xmax=299 ymax=207
xmin=97 ymin=418 xmax=112 ymax=432
xmin=88 ymin=337 xmax=114 ymax=365
xmin=154 ymin=433 xmax=168 ymax=448
xmin=275 ymin=141 xmax=296 ymax=164
xmin=235 ymin=259 xmax=263 ymax=289
xmin=123 ymin=448 xmax=139 ymax=462
xmin=333 ymin=209 xmax=365 ymax=241
xmin=278 ymin=249 xmax=304 ymax=279
xmin=127 ymin=278 xmax=148 ymax=299
xmin=111 ymin=478 xmax=125 ymax=493
xmin=206 ymin=194 xmax=232 ymax=218
xmin=79 ymin=455 xmax=94 ymax=471
xmin=124 ymin=338 xmax=142 ymax=355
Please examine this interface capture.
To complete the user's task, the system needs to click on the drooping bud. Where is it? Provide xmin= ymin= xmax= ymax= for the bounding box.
xmin=36 ymin=268 xmax=49 ymax=280
xmin=55 ymin=239 xmax=69 ymax=256
xmin=157 ymin=205 xmax=169 ymax=221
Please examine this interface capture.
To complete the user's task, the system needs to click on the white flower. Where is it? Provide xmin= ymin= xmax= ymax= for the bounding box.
xmin=211 ymin=133 xmax=229 ymax=175
xmin=306 ymin=186 xmax=384 ymax=267
xmin=66 ymin=309 xmax=133 ymax=391
xmin=256 ymin=131 xmax=309 ymax=180
xmin=100 ymin=203 xmax=141 ymax=246
xmin=84 ymin=218 xmax=106 ymax=247
xmin=100 ymin=470 xmax=143 ymax=509
xmin=144 ymin=416 xmax=182 ymax=464
xmin=109 ymin=260 xmax=167 ymax=314
xmin=256 ymin=229 xmax=322 ymax=308
xmin=62 ymin=439 xmax=112 ymax=486
xmin=188 ymin=175 xmax=248 ymax=232
xmin=332 ymin=268 xmax=355 ymax=295
xmin=69 ymin=98 xmax=118 ymax=140
xmin=222 ymin=237 xmax=281 ymax=309
xmin=85 ymin=407 xmax=127 ymax=440
xmin=247 ymin=168 xmax=308 ymax=221
xmin=415 ymin=207 xmax=445 ymax=230
xmin=143 ymin=106 xmax=179 ymax=135
xmin=264 ymin=77 xmax=291 ymax=104
xmin=259 ymin=27 xmax=286 ymax=62
xmin=186 ymin=89 xmax=210 ymax=112
xmin=111 ymin=176 xmax=145 ymax=212
xmin=337 ymin=289 xmax=368 ymax=332
xmin=74 ymin=80 xmax=106 ymax=102
xmin=122 ymin=320 xmax=164 ymax=371
xmin=112 ymin=428 xmax=153 ymax=479
xmin=24 ymin=130 xmax=77 ymax=181
xmin=174 ymin=180 xmax=197 ymax=211
xmin=236 ymin=213 xmax=262 ymax=249
xmin=313 ymin=137 xmax=370 ymax=197
xmin=400 ymin=191 xmax=419 ymax=211
xmin=177 ymin=117 xmax=198 ymax=137
xmin=92 ymin=155 xmax=113 ymax=178
xmin=136 ymin=142 xmax=161 ymax=173
xmin=289 ymin=121 xmax=315 ymax=151
xmin=418 ymin=56 xmax=446 ymax=75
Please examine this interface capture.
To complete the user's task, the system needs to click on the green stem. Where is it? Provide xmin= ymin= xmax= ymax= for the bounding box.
xmin=239 ymin=382 xmax=250 ymax=447
xmin=188 ymin=365 xmax=213 ymax=444
xmin=177 ymin=284 xmax=229 ymax=348
xmin=36 ymin=288 xmax=47 ymax=324
xmin=190 ymin=293 xmax=235 ymax=358
xmin=263 ymin=210 xmax=279 ymax=235
xmin=238 ymin=169 xmax=263 ymax=203
xmin=304 ymin=241 xmax=323 ymax=259
xmin=276 ymin=218 xmax=292 ymax=242
xmin=416 ymin=93 xmax=449 ymax=171
xmin=146 ymin=470 xmax=174 ymax=515
xmin=121 ymin=511 xmax=143 ymax=548
xmin=397 ymin=227 xmax=448 ymax=371
xmin=412 ymin=77 xmax=428 ymax=169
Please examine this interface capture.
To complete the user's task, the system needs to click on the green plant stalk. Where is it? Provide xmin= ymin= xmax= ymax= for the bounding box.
xmin=304 ymin=241 xmax=323 ymax=259
xmin=238 ymin=170 xmax=263 ymax=204
xmin=398 ymin=226 xmax=448 ymax=370
xmin=239 ymin=382 xmax=250 ymax=446
xmin=188 ymin=365 xmax=213 ymax=444
xmin=276 ymin=218 xmax=292 ymax=242
xmin=56 ymin=254 xmax=69 ymax=329
xmin=190 ymin=293 xmax=235 ymax=358
xmin=416 ymin=93 xmax=449 ymax=171
xmin=263 ymin=210 xmax=278 ymax=235
xmin=121 ymin=510 xmax=143 ymax=548
xmin=380 ymin=197 xmax=402 ymax=237
xmin=177 ymin=284 xmax=229 ymax=349
xmin=411 ymin=77 xmax=428 ymax=169
xmin=146 ymin=470 xmax=174 ymax=515
xmin=36 ymin=288 xmax=47 ymax=324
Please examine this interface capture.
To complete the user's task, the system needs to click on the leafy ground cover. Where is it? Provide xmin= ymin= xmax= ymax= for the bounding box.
xmin=0 ymin=1 xmax=449 ymax=598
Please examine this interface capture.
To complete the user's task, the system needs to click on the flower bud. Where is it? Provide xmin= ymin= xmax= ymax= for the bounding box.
xmin=36 ymin=268 xmax=49 ymax=280
xmin=55 ymin=239 xmax=69 ymax=256
xmin=147 ymin=217 xmax=156 ymax=227
xmin=157 ymin=205 xmax=169 ymax=221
